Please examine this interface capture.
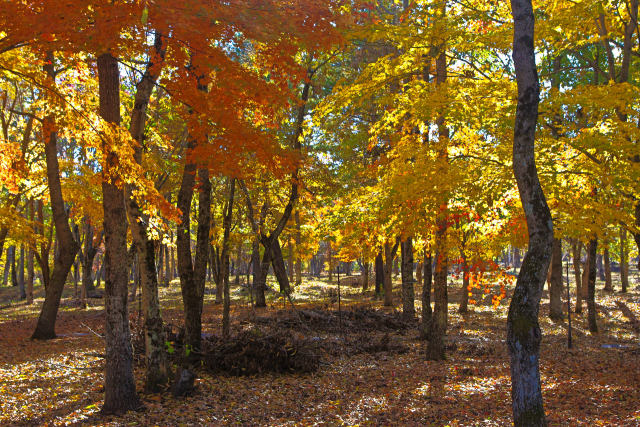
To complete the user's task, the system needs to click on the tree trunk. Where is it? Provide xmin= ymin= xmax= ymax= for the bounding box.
xmin=383 ymin=239 xmax=399 ymax=307
xmin=506 ymin=2 xmax=552 ymax=424
xmin=251 ymin=237 xmax=267 ymax=307
xmin=32 ymin=51 xmax=81 ymax=340
xmin=177 ymin=163 xmax=210 ymax=361
xmin=287 ymin=238 xmax=294 ymax=283
xmin=571 ymin=240 xmax=582 ymax=313
xmin=221 ymin=179 xmax=235 ymax=339
xmin=294 ymin=210 xmax=302 ymax=286
xmin=401 ymin=238 xmax=415 ymax=319
xmin=97 ymin=51 xmax=141 ymax=415
xmin=26 ymin=200 xmax=34 ymax=304
xmin=374 ymin=251 xmax=383 ymax=297
xmin=270 ymin=238 xmax=290 ymax=295
xmin=459 ymin=252 xmax=469 ymax=314
xmin=596 ymin=253 xmax=605 ymax=281
xmin=18 ymin=245 xmax=26 ymax=299
xmin=620 ymin=227 xmax=629 ymax=293
xmin=586 ymin=239 xmax=598 ymax=333
xmin=362 ymin=261 xmax=370 ymax=292
xmin=603 ymin=247 xmax=612 ymax=292
xmin=420 ymin=251 xmax=432 ymax=340
xmin=549 ymin=238 xmax=563 ymax=321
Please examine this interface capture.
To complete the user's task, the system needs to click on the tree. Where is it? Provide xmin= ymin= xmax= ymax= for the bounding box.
xmin=506 ymin=0 xmax=554 ymax=425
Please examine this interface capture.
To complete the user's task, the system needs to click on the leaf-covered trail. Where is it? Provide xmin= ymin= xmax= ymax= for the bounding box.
xmin=0 ymin=281 xmax=639 ymax=426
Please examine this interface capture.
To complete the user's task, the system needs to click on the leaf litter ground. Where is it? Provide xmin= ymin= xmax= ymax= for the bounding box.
xmin=0 ymin=274 xmax=639 ymax=425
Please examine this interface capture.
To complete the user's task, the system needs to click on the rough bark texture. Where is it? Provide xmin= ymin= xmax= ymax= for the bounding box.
xmin=97 ymin=52 xmax=141 ymax=415
xmin=400 ymin=238 xmax=415 ymax=319
xmin=549 ymin=238 xmax=563 ymax=321
xmin=294 ymin=210 xmax=302 ymax=286
xmin=420 ymin=251 xmax=432 ymax=340
xmin=507 ymin=2 xmax=552 ymax=425
xmin=587 ymin=239 xmax=598 ymax=333
xmin=32 ymin=51 xmax=80 ymax=339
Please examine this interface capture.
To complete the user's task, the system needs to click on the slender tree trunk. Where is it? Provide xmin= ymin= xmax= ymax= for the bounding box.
xmin=401 ymin=238 xmax=415 ymax=319
xmin=374 ymin=251 xmax=383 ymax=297
xmin=587 ymin=239 xmax=598 ymax=333
xmin=362 ymin=260 xmax=370 ymax=292
xmin=26 ymin=200 xmax=34 ymax=304
xmin=420 ymin=251 xmax=433 ymax=340
xmin=97 ymin=51 xmax=141 ymax=414
xmin=287 ymin=238 xmax=294 ymax=283
xmin=270 ymin=238 xmax=290 ymax=294
xmin=507 ymin=2 xmax=552 ymax=424
xmin=603 ymin=247 xmax=612 ymax=292
xmin=124 ymin=33 xmax=169 ymax=392
xmin=18 ymin=245 xmax=26 ymax=299
xmin=620 ymin=227 xmax=629 ymax=293
xmin=549 ymin=238 xmax=563 ymax=321
xmin=459 ymin=252 xmax=469 ymax=314
xmin=596 ymin=253 xmax=605 ymax=281
xmin=32 ymin=51 xmax=80 ymax=339
xmin=295 ymin=210 xmax=302 ymax=286
xmin=251 ymin=237 xmax=266 ymax=307
xmin=221 ymin=179 xmax=235 ymax=339
xmin=572 ymin=241 xmax=583 ymax=313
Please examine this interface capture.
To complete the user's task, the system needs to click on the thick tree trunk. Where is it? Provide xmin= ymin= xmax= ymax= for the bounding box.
xmin=586 ymin=239 xmax=598 ymax=333
xmin=362 ymin=261 xmax=370 ymax=292
xmin=270 ymin=238 xmax=291 ymax=295
xmin=97 ymin=52 xmax=141 ymax=415
xmin=603 ymin=247 xmax=612 ymax=292
xmin=420 ymin=251 xmax=433 ymax=340
xmin=401 ymin=238 xmax=415 ymax=319
xmin=383 ymin=239 xmax=399 ymax=307
xmin=32 ymin=51 xmax=80 ymax=340
xmin=549 ymin=238 xmax=563 ymax=321
xmin=620 ymin=227 xmax=629 ymax=293
xmin=507 ymin=2 xmax=552 ymax=425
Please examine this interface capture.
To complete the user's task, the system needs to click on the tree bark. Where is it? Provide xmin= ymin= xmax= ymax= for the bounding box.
xmin=620 ymin=227 xmax=629 ymax=293
xmin=401 ymin=237 xmax=415 ymax=319
xmin=603 ymin=247 xmax=612 ymax=292
xmin=374 ymin=251 xmax=383 ymax=297
xmin=26 ymin=199 xmax=34 ymax=304
xmin=420 ymin=251 xmax=432 ymax=340
xmin=383 ymin=238 xmax=400 ymax=307
xmin=32 ymin=51 xmax=80 ymax=340
xmin=507 ymin=1 xmax=552 ymax=424
xmin=586 ymin=239 xmax=598 ymax=333
xmin=362 ymin=260 xmax=370 ymax=292
xmin=124 ymin=32 xmax=169 ymax=392
xmin=459 ymin=252 xmax=469 ymax=314
xmin=294 ymin=210 xmax=302 ymax=286
xmin=97 ymin=51 xmax=141 ymax=414
xmin=571 ymin=240 xmax=583 ymax=314
xmin=222 ymin=179 xmax=235 ymax=339
xmin=549 ymin=238 xmax=563 ymax=321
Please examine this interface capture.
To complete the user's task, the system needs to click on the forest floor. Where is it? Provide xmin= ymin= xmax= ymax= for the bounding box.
xmin=0 ymin=270 xmax=639 ymax=426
